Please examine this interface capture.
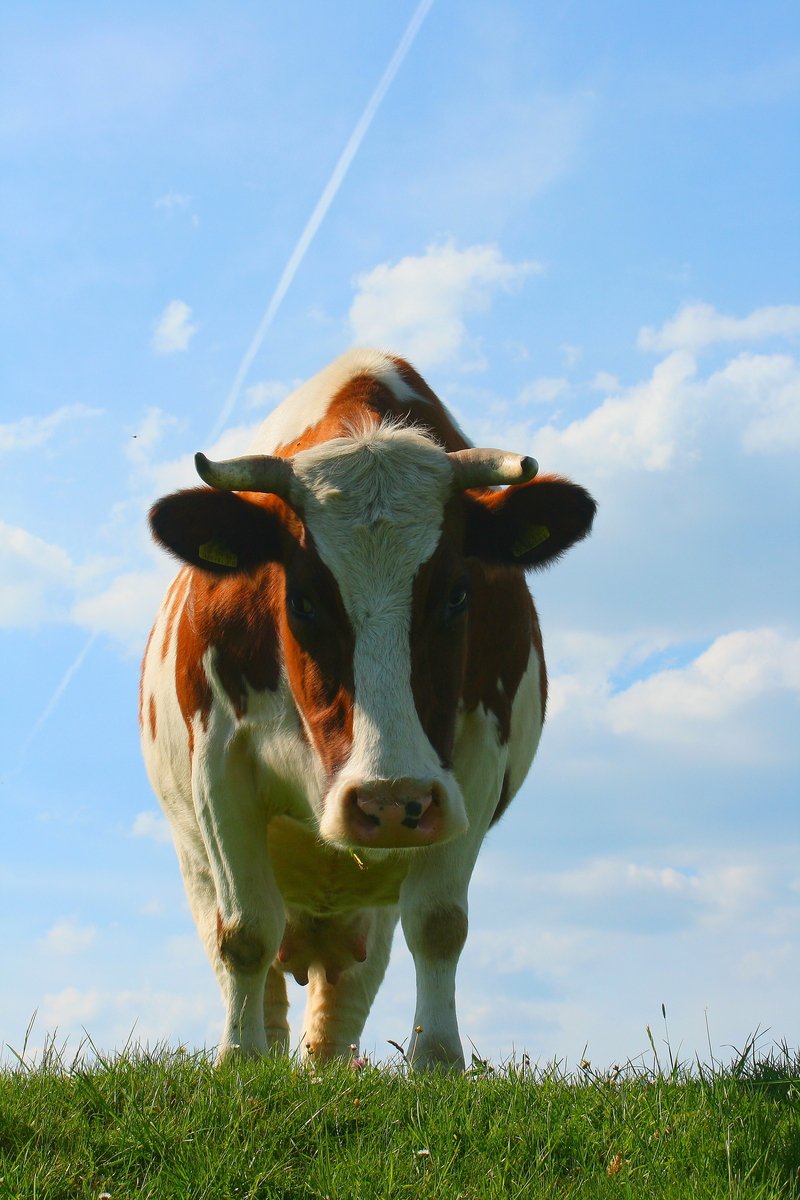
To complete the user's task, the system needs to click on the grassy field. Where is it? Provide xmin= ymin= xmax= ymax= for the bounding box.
xmin=1 ymin=1031 xmax=798 ymax=1199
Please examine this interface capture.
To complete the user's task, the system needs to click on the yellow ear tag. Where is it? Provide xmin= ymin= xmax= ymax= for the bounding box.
xmin=512 ymin=524 xmax=550 ymax=557
xmin=198 ymin=540 xmax=238 ymax=568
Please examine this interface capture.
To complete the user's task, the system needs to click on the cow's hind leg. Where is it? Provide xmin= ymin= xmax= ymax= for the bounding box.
xmin=264 ymin=964 xmax=290 ymax=1053
xmin=299 ymin=907 xmax=397 ymax=1062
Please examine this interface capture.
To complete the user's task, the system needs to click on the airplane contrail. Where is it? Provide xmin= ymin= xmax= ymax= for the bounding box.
xmin=13 ymin=631 xmax=99 ymax=778
xmin=206 ymin=0 xmax=435 ymax=443
xmin=13 ymin=6 xmax=434 ymax=773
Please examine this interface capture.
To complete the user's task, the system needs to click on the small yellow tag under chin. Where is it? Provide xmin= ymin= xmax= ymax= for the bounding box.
xmin=198 ymin=540 xmax=238 ymax=568
xmin=512 ymin=524 xmax=550 ymax=558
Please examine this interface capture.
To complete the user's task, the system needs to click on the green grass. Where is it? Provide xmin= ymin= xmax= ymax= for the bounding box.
xmin=1 ymin=1031 xmax=799 ymax=1199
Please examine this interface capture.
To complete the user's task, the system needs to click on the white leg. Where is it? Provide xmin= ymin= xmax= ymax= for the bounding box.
xmin=192 ymin=732 xmax=284 ymax=1059
xmin=399 ymin=847 xmax=472 ymax=1069
xmin=264 ymin=964 xmax=290 ymax=1053
xmin=400 ymin=711 xmax=507 ymax=1070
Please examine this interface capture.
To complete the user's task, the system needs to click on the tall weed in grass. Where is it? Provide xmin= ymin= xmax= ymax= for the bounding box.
xmin=1 ymin=1025 xmax=799 ymax=1199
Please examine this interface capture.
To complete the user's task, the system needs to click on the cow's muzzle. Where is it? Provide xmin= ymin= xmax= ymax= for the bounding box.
xmin=342 ymin=779 xmax=446 ymax=848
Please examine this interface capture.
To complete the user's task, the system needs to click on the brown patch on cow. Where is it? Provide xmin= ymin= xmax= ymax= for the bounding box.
xmin=410 ymin=517 xmax=470 ymax=768
xmin=161 ymin=570 xmax=190 ymax=662
xmin=277 ymin=533 xmax=355 ymax=779
xmin=217 ymin=913 xmax=269 ymax=974
xmin=169 ymin=509 xmax=287 ymax=745
xmin=174 ymin=568 xmax=280 ymax=738
xmin=410 ymin=497 xmax=545 ymax=764
xmin=461 ymin=561 xmax=537 ymax=744
xmin=148 ymin=695 xmax=157 ymax=740
xmin=419 ymin=904 xmax=468 ymax=961
xmin=274 ymin=359 xmax=470 ymax=459
xmin=138 ymin=620 xmax=156 ymax=730
xmin=174 ymin=584 xmax=213 ymax=753
xmin=151 ymin=487 xmax=354 ymax=766
xmin=390 ymin=356 xmax=471 ymax=450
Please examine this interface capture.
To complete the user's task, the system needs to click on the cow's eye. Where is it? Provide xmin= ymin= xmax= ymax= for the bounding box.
xmin=288 ymin=591 xmax=315 ymax=621
xmin=446 ymin=581 xmax=469 ymax=616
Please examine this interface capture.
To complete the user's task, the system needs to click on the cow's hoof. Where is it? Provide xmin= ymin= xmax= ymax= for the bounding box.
xmin=409 ymin=1040 xmax=465 ymax=1072
xmin=215 ymin=1042 xmax=264 ymax=1066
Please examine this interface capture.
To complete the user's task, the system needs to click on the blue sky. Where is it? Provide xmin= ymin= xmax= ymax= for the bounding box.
xmin=2 ymin=0 xmax=799 ymax=1069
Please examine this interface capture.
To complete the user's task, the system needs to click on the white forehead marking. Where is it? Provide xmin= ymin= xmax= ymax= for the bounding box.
xmin=291 ymin=423 xmax=453 ymax=618
xmin=248 ymin=349 xmax=423 ymax=456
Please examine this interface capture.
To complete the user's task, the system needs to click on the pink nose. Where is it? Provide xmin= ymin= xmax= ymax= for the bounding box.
xmin=345 ymin=779 xmax=443 ymax=848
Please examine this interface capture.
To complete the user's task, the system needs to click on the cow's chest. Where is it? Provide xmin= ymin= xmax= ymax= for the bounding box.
xmin=267 ymin=816 xmax=409 ymax=914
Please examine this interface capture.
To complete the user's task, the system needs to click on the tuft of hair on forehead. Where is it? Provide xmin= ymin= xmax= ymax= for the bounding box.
xmin=292 ymin=417 xmax=453 ymax=524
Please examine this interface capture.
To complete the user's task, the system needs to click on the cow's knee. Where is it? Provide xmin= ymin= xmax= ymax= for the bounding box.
xmin=407 ymin=903 xmax=468 ymax=962
xmin=217 ymin=914 xmax=270 ymax=974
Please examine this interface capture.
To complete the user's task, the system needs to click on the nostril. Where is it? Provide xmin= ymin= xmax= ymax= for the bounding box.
xmin=354 ymin=792 xmax=383 ymax=819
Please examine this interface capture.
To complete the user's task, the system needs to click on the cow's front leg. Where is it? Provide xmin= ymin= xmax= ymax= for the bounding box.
xmin=192 ymin=734 xmax=283 ymax=1060
xmin=399 ymin=845 xmax=475 ymax=1071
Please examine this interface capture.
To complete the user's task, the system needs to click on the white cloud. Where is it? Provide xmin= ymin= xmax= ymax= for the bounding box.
xmin=40 ymin=986 xmax=103 ymax=1031
xmin=522 ymin=315 xmax=800 ymax=479
xmin=639 ymin=302 xmax=800 ymax=353
xmin=152 ymin=300 xmax=197 ymax=354
xmin=517 ymin=377 xmax=569 ymax=405
xmin=546 ymin=859 xmax=761 ymax=920
xmin=132 ymin=811 xmax=172 ymax=845
xmin=708 ymin=352 xmax=800 ymax=453
xmin=40 ymin=918 xmax=97 ymax=956
xmin=608 ymin=628 xmax=800 ymax=747
xmin=38 ymin=986 xmax=219 ymax=1051
xmin=590 ymin=370 xmax=621 ymax=392
xmin=72 ymin=562 xmax=175 ymax=654
xmin=348 ymin=241 xmax=541 ymax=369
xmin=0 ymin=521 xmax=79 ymax=628
xmin=0 ymin=404 xmax=103 ymax=454
xmin=533 ymin=349 xmax=697 ymax=473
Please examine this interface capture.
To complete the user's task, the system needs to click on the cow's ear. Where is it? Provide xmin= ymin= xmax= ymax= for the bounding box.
xmin=149 ymin=488 xmax=288 ymax=574
xmin=463 ymin=475 xmax=597 ymax=570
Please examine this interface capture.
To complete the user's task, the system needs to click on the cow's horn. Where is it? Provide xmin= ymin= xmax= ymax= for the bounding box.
xmin=448 ymin=448 xmax=538 ymax=490
xmin=194 ymin=452 xmax=294 ymax=497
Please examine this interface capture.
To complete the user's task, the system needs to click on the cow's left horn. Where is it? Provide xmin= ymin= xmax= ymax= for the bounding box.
xmin=448 ymin=448 xmax=538 ymax=490
xmin=194 ymin=452 xmax=295 ymax=498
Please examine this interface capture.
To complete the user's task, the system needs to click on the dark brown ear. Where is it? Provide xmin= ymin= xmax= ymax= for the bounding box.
xmin=149 ymin=488 xmax=288 ymax=574
xmin=462 ymin=475 xmax=597 ymax=570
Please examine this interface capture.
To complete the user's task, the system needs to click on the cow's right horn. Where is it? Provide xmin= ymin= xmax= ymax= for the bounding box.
xmin=194 ymin=452 xmax=295 ymax=498
xmin=448 ymin=448 xmax=538 ymax=490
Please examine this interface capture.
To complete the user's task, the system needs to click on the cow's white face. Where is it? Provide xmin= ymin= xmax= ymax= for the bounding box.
xmin=287 ymin=428 xmax=469 ymax=848
xmin=149 ymin=419 xmax=596 ymax=851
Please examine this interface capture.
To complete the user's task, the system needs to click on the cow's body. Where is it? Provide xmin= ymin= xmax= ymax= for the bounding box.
xmin=141 ymin=349 xmax=595 ymax=1067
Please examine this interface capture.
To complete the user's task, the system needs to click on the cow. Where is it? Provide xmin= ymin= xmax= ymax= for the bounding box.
xmin=140 ymin=348 xmax=596 ymax=1069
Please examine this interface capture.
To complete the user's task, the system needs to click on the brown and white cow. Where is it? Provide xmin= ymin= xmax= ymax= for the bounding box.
xmin=140 ymin=349 xmax=595 ymax=1068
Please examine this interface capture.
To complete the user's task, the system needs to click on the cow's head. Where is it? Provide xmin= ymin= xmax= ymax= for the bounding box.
xmin=150 ymin=423 xmax=595 ymax=850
